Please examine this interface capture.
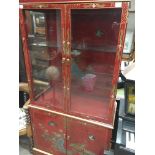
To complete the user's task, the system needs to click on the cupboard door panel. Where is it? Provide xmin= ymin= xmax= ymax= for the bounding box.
xmin=30 ymin=108 xmax=67 ymax=155
xmin=66 ymin=118 xmax=110 ymax=155
xmin=23 ymin=8 xmax=66 ymax=112
xmin=67 ymin=7 xmax=122 ymax=123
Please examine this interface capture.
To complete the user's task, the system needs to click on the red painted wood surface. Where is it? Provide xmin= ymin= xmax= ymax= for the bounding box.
xmin=30 ymin=108 xmax=112 ymax=155
xmin=19 ymin=9 xmax=34 ymax=100
xmin=66 ymin=118 xmax=110 ymax=155
xmin=20 ymin=1 xmax=128 ymax=125
xmin=20 ymin=0 xmax=128 ymax=3
xmin=30 ymin=108 xmax=67 ymax=155
xmin=23 ymin=6 xmax=65 ymax=99
xmin=31 ymin=87 xmax=65 ymax=113
xmin=66 ymin=6 xmax=122 ymax=123
xmin=20 ymin=1 xmax=129 ymax=154
xmin=112 ymin=2 xmax=128 ymax=85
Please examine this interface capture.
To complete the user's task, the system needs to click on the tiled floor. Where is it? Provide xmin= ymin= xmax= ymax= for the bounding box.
xmin=19 ymin=136 xmax=32 ymax=155
xmin=19 ymin=145 xmax=32 ymax=155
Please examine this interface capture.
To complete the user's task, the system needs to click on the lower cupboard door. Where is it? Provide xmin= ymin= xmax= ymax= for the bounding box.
xmin=66 ymin=118 xmax=110 ymax=155
xmin=30 ymin=108 xmax=67 ymax=155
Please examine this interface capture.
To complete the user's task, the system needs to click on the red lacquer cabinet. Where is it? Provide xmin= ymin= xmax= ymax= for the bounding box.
xmin=19 ymin=0 xmax=129 ymax=154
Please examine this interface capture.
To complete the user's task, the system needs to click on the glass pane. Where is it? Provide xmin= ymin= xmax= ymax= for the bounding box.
xmin=70 ymin=9 xmax=122 ymax=120
xmin=25 ymin=10 xmax=63 ymax=110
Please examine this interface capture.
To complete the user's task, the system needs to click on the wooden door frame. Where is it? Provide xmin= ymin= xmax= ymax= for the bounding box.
xmin=65 ymin=1 xmax=129 ymax=124
xmin=19 ymin=4 xmax=68 ymax=113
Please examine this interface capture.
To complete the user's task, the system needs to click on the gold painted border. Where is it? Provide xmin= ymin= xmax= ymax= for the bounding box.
xmin=33 ymin=148 xmax=53 ymax=155
xmin=112 ymin=101 xmax=117 ymax=126
xmin=20 ymin=0 xmax=130 ymax=5
xmin=28 ymin=104 xmax=114 ymax=129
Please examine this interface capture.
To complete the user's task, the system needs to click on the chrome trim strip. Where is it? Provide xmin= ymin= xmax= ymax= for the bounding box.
xmin=28 ymin=104 xmax=114 ymax=129
xmin=116 ymin=118 xmax=123 ymax=144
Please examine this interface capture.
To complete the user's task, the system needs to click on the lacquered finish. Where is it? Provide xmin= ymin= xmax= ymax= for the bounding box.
xmin=19 ymin=1 xmax=129 ymax=154
xmin=30 ymin=108 xmax=67 ymax=155
xmin=68 ymin=8 xmax=122 ymax=123
xmin=20 ymin=5 xmax=69 ymax=113
xmin=19 ymin=9 xmax=34 ymax=101
xmin=20 ymin=1 xmax=129 ymax=124
xmin=20 ymin=0 xmax=130 ymax=3
xmin=30 ymin=107 xmax=112 ymax=155
xmin=24 ymin=9 xmax=64 ymax=99
xmin=29 ymin=104 xmax=114 ymax=129
xmin=66 ymin=118 xmax=111 ymax=155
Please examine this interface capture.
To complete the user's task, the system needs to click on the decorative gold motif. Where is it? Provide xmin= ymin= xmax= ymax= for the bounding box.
xmin=119 ymin=29 xmax=123 ymax=46
xmin=67 ymin=41 xmax=70 ymax=45
xmin=20 ymin=0 xmax=130 ymax=5
xmin=92 ymin=3 xmax=96 ymax=8
xmin=117 ymin=45 xmax=122 ymax=62
xmin=121 ymin=2 xmax=129 ymax=23
xmin=82 ymin=3 xmax=105 ymax=8
xmin=112 ymin=85 xmax=117 ymax=98
xmin=28 ymin=105 xmax=114 ymax=129
xmin=112 ymin=101 xmax=117 ymax=126
xmin=116 ymin=29 xmax=123 ymax=61
xmin=66 ymin=58 xmax=71 ymax=64
xmin=62 ymin=57 xmax=66 ymax=64
xmin=32 ymin=4 xmax=49 ymax=9
xmin=66 ymin=31 xmax=70 ymax=55
xmin=95 ymin=3 xmax=105 ymax=8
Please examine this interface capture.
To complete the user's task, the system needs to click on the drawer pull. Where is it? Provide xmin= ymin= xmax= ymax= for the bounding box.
xmin=48 ymin=121 xmax=56 ymax=127
xmin=88 ymin=135 xmax=95 ymax=141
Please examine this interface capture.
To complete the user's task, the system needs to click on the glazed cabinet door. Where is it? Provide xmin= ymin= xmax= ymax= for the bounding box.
xmin=66 ymin=118 xmax=111 ymax=155
xmin=65 ymin=2 xmax=129 ymax=123
xmin=30 ymin=108 xmax=67 ymax=155
xmin=20 ymin=5 xmax=67 ymax=112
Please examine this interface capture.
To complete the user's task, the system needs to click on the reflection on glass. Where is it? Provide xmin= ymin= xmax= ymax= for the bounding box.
xmin=25 ymin=10 xmax=63 ymax=110
xmin=70 ymin=9 xmax=122 ymax=120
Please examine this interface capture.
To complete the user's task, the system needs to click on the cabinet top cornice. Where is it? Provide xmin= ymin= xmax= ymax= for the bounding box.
xmin=19 ymin=0 xmax=130 ymax=4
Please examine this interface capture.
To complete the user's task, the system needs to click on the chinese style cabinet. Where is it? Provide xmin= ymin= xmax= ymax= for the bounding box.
xmin=19 ymin=0 xmax=129 ymax=155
